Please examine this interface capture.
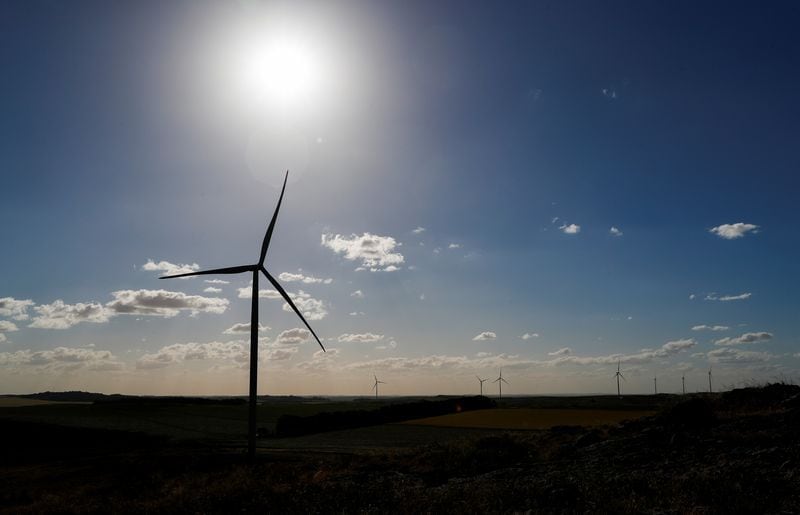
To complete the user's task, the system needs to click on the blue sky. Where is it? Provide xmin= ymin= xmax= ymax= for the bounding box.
xmin=1 ymin=1 xmax=798 ymax=395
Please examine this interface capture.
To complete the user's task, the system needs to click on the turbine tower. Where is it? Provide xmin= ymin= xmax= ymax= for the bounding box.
xmin=654 ymin=376 xmax=658 ymax=395
xmin=476 ymin=375 xmax=488 ymax=396
xmin=159 ymin=171 xmax=324 ymax=460
xmin=708 ymin=366 xmax=713 ymax=393
xmin=493 ymin=370 xmax=509 ymax=399
xmin=682 ymin=373 xmax=686 ymax=395
xmin=372 ymin=374 xmax=386 ymax=398
xmin=614 ymin=360 xmax=625 ymax=398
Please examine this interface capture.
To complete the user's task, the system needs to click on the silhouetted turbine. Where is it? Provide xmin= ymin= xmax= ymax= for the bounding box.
xmin=653 ymin=375 xmax=658 ymax=395
xmin=159 ymin=171 xmax=324 ymax=460
xmin=476 ymin=375 xmax=488 ymax=396
xmin=493 ymin=369 xmax=509 ymax=399
xmin=372 ymin=374 xmax=386 ymax=399
xmin=708 ymin=366 xmax=713 ymax=393
xmin=614 ymin=360 xmax=626 ymax=398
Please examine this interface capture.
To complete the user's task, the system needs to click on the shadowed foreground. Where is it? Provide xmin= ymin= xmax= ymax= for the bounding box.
xmin=2 ymin=384 xmax=800 ymax=513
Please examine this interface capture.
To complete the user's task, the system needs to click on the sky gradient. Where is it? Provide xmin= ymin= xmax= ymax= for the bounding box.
xmin=2 ymin=0 xmax=799 ymax=395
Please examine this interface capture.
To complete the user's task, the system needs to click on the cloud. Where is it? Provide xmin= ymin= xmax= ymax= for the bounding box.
xmin=278 ymin=272 xmax=333 ymax=284
xmin=412 ymin=227 xmax=426 ymax=234
xmin=714 ymin=332 xmax=773 ymax=346
xmin=559 ymin=223 xmax=580 ymax=234
xmin=321 ymin=232 xmax=404 ymax=272
xmin=521 ymin=333 xmax=539 ymax=340
xmin=548 ymin=338 xmax=697 ymax=366
xmin=709 ymin=223 xmax=759 ymax=240
xmin=204 ymin=287 xmax=222 ymax=293
xmin=141 ymin=259 xmax=200 ymax=277
xmin=237 ymin=286 xmax=282 ymax=299
xmin=692 ymin=325 xmax=730 ymax=332
xmin=350 ymin=290 xmax=364 ymax=299
xmin=707 ymin=347 xmax=772 ymax=364
xmin=29 ymin=300 xmax=112 ymax=329
xmin=106 ymin=289 xmax=229 ymax=317
xmin=0 ymin=321 xmax=19 ymax=333
xmin=0 ymin=334 xmax=5 ymax=343
xmin=136 ymin=340 xmax=249 ymax=369
xmin=473 ymin=331 xmax=497 ymax=341
xmin=609 ymin=226 xmax=623 ymax=237
xmin=602 ymin=88 xmax=617 ymax=99
xmin=448 ymin=243 xmax=461 ymax=249
xmin=338 ymin=333 xmax=384 ymax=343
xmin=223 ymin=322 xmax=270 ymax=335
xmin=237 ymin=285 xmax=327 ymax=320
xmin=204 ymin=279 xmax=229 ymax=285
xmin=277 ymin=328 xmax=310 ymax=345
xmin=705 ymin=292 xmax=752 ymax=302
xmin=0 ymin=346 xmax=124 ymax=372
xmin=0 ymin=297 xmax=34 ymax=320
xmin=548 ymin=347 xmax=572 ymax=356
xmin=349 ymin=311 xmax=365 ymax=316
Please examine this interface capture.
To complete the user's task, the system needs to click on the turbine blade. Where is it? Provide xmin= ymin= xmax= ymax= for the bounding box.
xmin=159 ymin=264 xmax=254 ymax=279
xmin=501 ymin=378 xmax=509 ymax=384
xmin=262 ymin=267 xmax=325 ymax=351
xmin=258 ymin=171 xmax=289 ymax=266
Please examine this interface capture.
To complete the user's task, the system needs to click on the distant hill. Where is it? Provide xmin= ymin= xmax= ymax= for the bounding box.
xmin=14 ymin=391 xmax=245 ymax=406
xmin=18 ymin=391 xmax=124 ymax=402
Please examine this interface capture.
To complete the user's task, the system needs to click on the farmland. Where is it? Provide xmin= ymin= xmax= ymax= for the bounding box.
xmin=404 ymin=408 xmax=655 ymax=430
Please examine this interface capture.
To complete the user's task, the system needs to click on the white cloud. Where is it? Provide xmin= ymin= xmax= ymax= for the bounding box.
xmin=548 ymin=347 xmax=572 ymax=356
xmin=609 ymin=226 xmax=623 ymax=237
xmin=223 ymin=322 xmax=270 ymax=335
xmin=548 ymin=338 xmax=697 ymax=366
xmin=705 ymin=292 xmax=752 ymax=302
xmin=321 ymin=232 xmax=404 ymax=272
xmin=29 ymin=300 xmax=112 ymax=329
xmin=473 ymin=331 xmax=497 ymax=341
xmin=204 ymin=279 xmax=229 ymax=285
xmin=141 ymin=259 xmax=200 ymax=277
xmin=448 ymin=243 xmax=461 ymax=249
xmin=707 ymin=347 xmax=772 ymax=364
xmin=412 ymin=226 xmax=426 ymax=234
xmin=559 ymin=223 xmax=580 ymax=234
xmin=278 ymin=272 xmax=333 ymax=284
xmin=0 ymin=321 xmax=19 ymax=333
xmin=714 ymin=332 xmax=773 ymax=346
xmin=350 ymin=290 xmax=364 ymax=299
xmin=349 ymin=311 xmax=365 ymax=316
xmin=106 ymin=289 xmax=229 ymax=317
xmin=277 ymin=328 xmax=310 ymax=345
xmin=709 ymin=223 xmax=759 ymax=240
xmin=0 ymin=297 xmax=34 ymax=320
xmin=689 ymin=294 xmax=696 ymax=300
xmin=237 ymin=286 xmax=282 ymax=299
xmin=0 ymin=346 xmax=124 ymax=372
xmin=282 ymin=290 xmax=327 ymax=320
xmin=602 ymin=88 xmax=617 ymax=99
xmin=204 ymin=287 xmax=222 ymax=293
xmin=338 ymin=333 xmax=384 ymax=343
xmin=692 ymin=325 xmax=730 ymax=332
xmin=521 ymin=333 xmax=539 ymax=340
xmin=136 ymin=340 xmax=249 ymax=369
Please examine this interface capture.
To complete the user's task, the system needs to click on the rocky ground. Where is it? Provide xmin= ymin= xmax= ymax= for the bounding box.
xmin=3 ymin=383 xmax=800 ymax=513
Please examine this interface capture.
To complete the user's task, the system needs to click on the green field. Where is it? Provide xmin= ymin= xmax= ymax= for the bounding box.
xmin=404 ymin=408 xmax=654 ymax=429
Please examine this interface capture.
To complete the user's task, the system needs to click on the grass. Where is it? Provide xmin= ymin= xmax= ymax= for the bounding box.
xmin=403 ymin=408 xmax=655 ymax=429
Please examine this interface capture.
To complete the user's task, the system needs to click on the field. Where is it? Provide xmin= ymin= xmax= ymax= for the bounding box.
xmin=2 ymin=386 xmax=800 ymax=513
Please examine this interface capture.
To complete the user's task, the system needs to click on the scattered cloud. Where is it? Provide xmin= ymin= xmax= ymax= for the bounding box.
xmin=204 ymin=279 xmax=229 ymax=285
xmin=276 ymin=328 xmax=310 ymax=345
xmin=338 ymin=333 xmax=384 ymax=343
xmin=349 ymin=311 xmax=365 ymax=316
xmin=29 ymin=300 xmax=112 ymax=329
xmin=282 ymin=290 xmax=327 ymax=320
xmin=705 ymin=292 xmax=752 ymax=302
xmin=204 ymin=287 xmax=222 ymax=293
xmin=602 ymin=88 xmax=617 ymax=99
xmin=412 ymin=226 xmax=426 ymax=234
xmin=692 ymin=325 xmax=730 ymax=332
xmin=141 ymin=259 xmax=200 ymax=277
xmin=0 ymin=321 xmax=19 ymax=333
xmin=350 ymin=290 xmax=364 ymax=299
xmin=707 ymin=347 xmax=772 ymax=364
xmin=107 ymin=289 xmax=229 ymax=317
xmin=223 ymin=322 xmax=270 ymax=335
xmin=473 ymin=331 xmax=497 ymax=341
xmin=0 ymin=346 xmax=124 ymax=372
xmin=278 ymin=271 xmax=333 ymax=285
xmin=709 ymin=223 xmax=759 ymax=240
xmin=448 ymin=243 xmax=461 ymax=249
xmin=321 ymin=232 xmax=404 ymax=272
xmin=559 ymin=223 xmax=580 ymax=234
xmin=689 ymin=294 xmax=696 ymax=300
xmin=136 ymin=340 xmax=249 ymax=369
xmin=714 ymin=332 xmax=773 ymax=346
xmin=521 ymin=333 xmax=539 ymax=340
xmin=548 ymin=347 xmax=572 ymax=356
xmin=0 ymin=297 xmax=34 ymax=320
xmin=609 ymin=226 xmax=623 ymax=237
xmin=237 ymin=286 xmax=282 ymax=299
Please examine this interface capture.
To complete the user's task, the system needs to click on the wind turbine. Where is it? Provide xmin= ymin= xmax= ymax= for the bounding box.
xmin=159 ymin=171 xmax=324 ymax=460
xmin=614 ymin=360 xmax=625 ymax=398
xmin=708 ymin=366 xmax=713 ymax=393
xmin=476 ymin=375 xmax=488 ymax=396
xmin=372 ymin=374 xmax=386 ymax=399
xmin=653 ymin=375 xmax=658 ymax=395
xmin=493 ymin=370 xmax=509 ymax=399
xmin=682 ymin=373 xmax=686 ymax=395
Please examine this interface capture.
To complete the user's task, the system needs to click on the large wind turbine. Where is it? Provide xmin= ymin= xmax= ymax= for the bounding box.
xmin=708 ymin=366 xmax=713 ymax=393
xmin=493 ymin=370 xmax=509 ymax=400
xmin=614 ymin=360 xmax=625 ymax=398
xmin=476 ymin=375 xmax=488 ymax=396
xmin=653 ymin=375 xmax=658 ymax=395
xmin=372 ymin=374 xmax=386 ymax=399
xmin=159 ymin=171 xmax=324 ymax=460
xmin=682 ymin=373 xmax=686 ymax=395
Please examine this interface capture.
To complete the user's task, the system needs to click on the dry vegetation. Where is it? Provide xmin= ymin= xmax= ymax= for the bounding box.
xmin=404 ymin=408 xmax=655 ymax=429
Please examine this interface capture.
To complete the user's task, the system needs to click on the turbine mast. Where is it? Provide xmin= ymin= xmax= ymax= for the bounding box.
xmin=248 ymin=269 xmax=259 ymax=458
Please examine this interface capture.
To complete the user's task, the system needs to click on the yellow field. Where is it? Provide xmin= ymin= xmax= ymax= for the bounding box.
xmin=403 ymin=408 xmax=654 ymax=430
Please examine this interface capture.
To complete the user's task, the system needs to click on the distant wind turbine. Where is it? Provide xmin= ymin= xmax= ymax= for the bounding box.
xmin=159 ymin=171 xmax=324 ymax=460
xmin=493 ymin=370 xmax=509 ymax=399
xmin=476 ymin=375 xmax=488 ymax=396
xmin=614 ymin=360 xmax=625 ymax=398
xmin=682 ymin=373 xmax=686 ymax=395
xmin=372 ymin=374 xmax=386 ymax=398
xmin=654 ymin=375 xmax=658 ymax=395
xmin=708 ymin=366 xmax=713 ymax=393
